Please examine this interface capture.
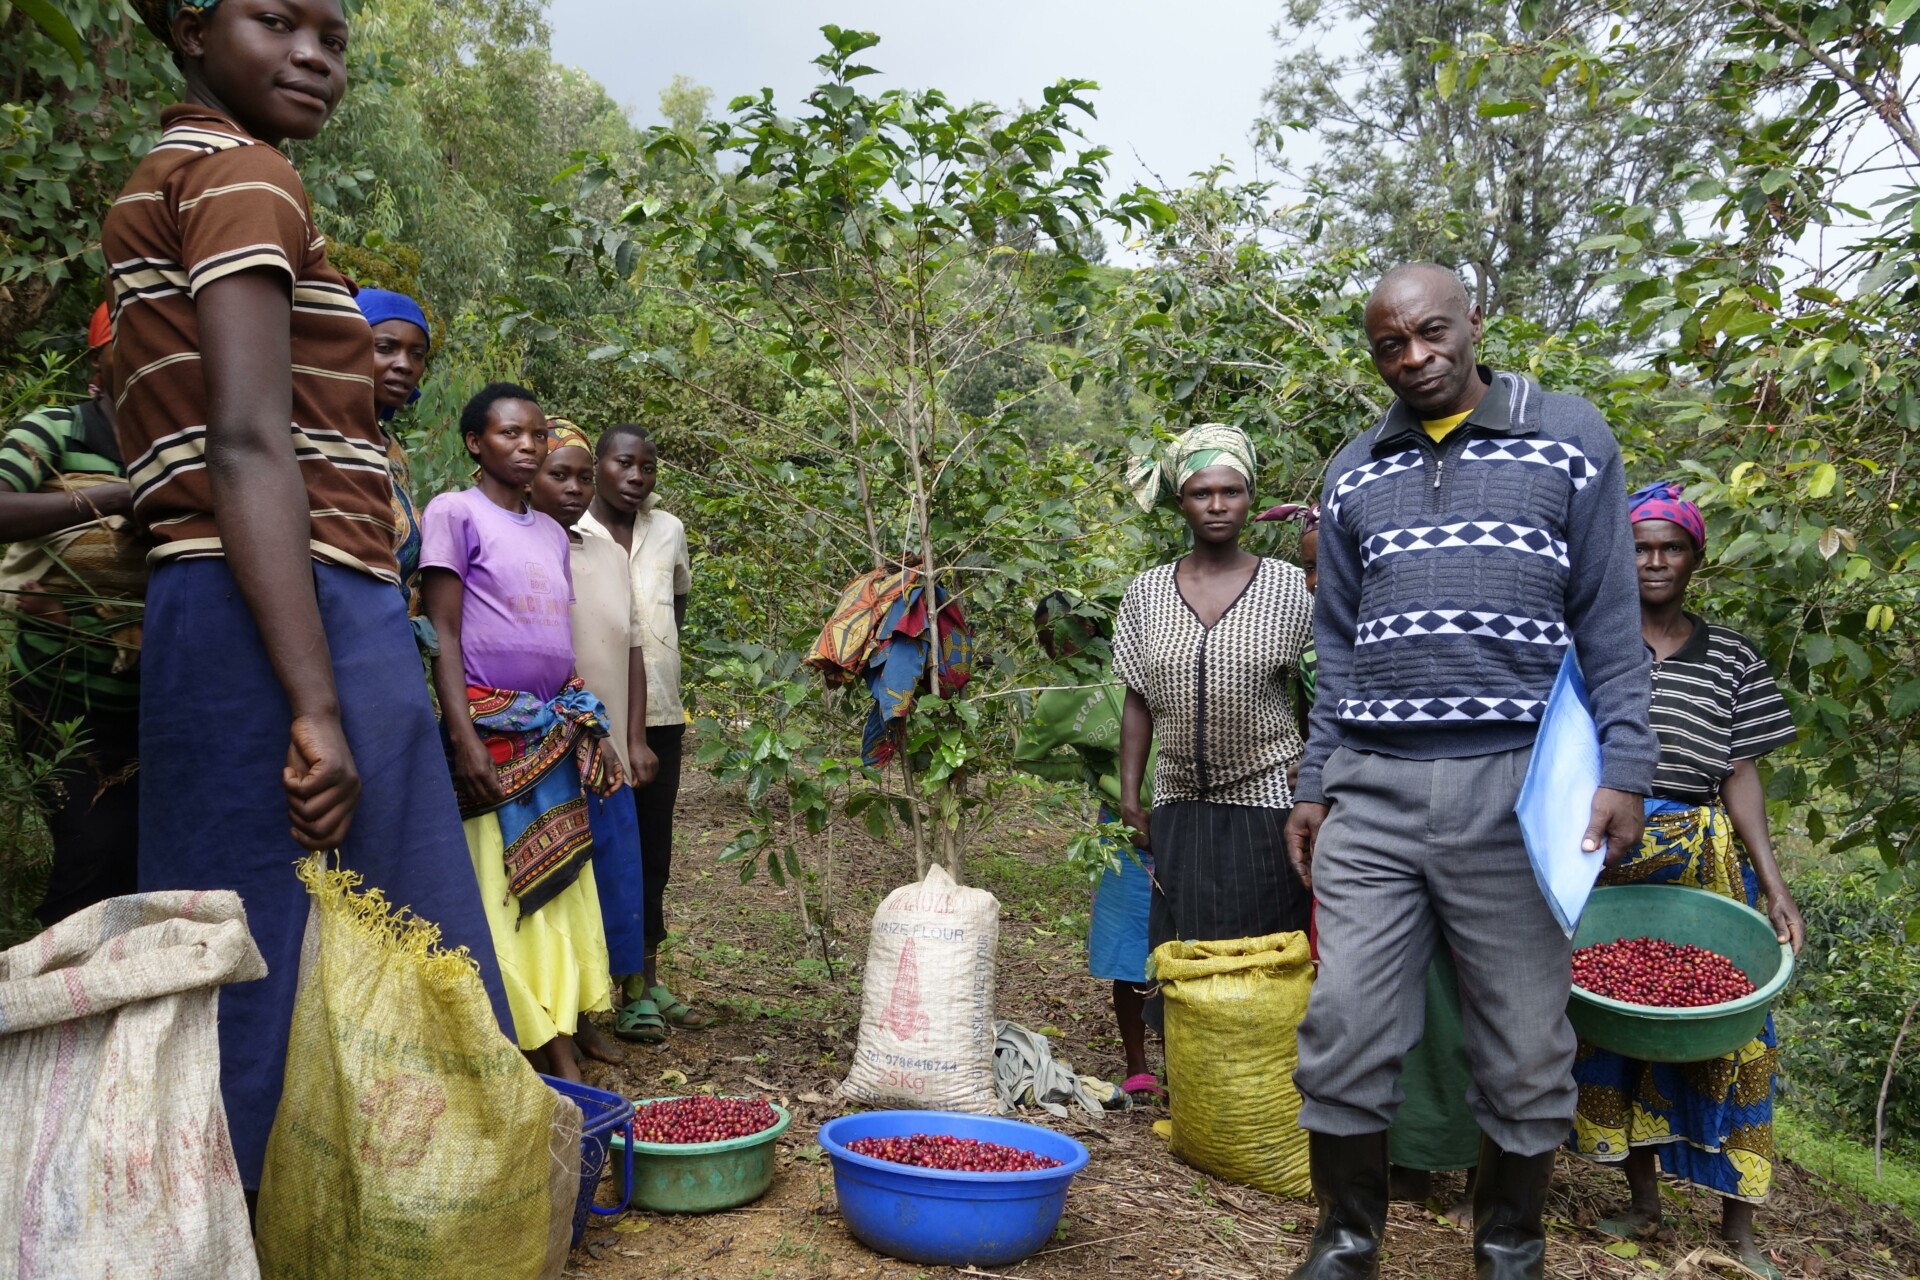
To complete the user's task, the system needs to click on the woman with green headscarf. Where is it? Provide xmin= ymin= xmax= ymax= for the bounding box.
xmin=1115 ymin=424 xmax=1316 ymax=953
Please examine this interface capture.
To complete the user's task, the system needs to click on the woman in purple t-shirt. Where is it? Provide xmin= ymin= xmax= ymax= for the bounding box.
xmin=421 ymin=382 xmax=621 ymax=1083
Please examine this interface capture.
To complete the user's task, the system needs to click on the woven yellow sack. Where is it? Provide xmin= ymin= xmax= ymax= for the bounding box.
xmin=254 ymin=855 xmax=581 ymax=1280
xmin=1153 ymin=931 xmax=1314 ymax=1197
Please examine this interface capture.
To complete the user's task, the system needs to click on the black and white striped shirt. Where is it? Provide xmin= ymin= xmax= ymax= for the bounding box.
xmin=1648 ymin=616 xmax=1796 ymax=805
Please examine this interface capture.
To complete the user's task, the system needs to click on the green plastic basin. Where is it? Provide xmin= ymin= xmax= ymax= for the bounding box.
xmin=1568 ymin=884 xmax=1793 ymax=1063
xmin=608 ymin=1097 xmax=791 ymax=1214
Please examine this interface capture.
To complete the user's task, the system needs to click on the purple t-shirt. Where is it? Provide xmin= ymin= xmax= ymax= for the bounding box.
xmin=420 ymin=487 xmax=575 ymax=700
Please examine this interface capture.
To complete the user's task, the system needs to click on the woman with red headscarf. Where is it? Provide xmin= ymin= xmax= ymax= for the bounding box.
xmin=1569 ymin=481 xmax=1805 ymax=1279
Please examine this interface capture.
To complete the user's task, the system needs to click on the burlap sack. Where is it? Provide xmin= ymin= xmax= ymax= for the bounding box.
xmin=253 ymin=854 xmax=579 ymax=1280
xmin=841 ymin=865 xmax=1000 ymax=1113
xmin=1154 ymin=931 xmax=1315 ymax=1196
xmin=0 ymin=891 xmax=268 ymax=1279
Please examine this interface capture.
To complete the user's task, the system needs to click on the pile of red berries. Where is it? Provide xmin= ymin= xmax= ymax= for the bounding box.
xmin=845 ymin=1134 xmax=1062 ymax=1173
xmin=629 ymin=1096 xmax=779 ymax=1144
xmin=1572 ymin=936 xmax=1755 ymax=1008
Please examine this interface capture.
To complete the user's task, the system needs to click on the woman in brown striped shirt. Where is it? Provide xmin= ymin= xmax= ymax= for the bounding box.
xmin=109 ymin=0 xmax=508 ymax=1190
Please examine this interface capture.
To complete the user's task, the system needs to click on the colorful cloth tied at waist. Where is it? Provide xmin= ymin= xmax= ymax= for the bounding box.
xmin=1126 ymin=422 xmax=1257 ymax=512
xmin=1628 ymin=480 xmax=1705 ymax=549
xmin=805 ymin=567 xmax=973 ymax=766
xmin=460 ymin=677 xmax=622 ymax=919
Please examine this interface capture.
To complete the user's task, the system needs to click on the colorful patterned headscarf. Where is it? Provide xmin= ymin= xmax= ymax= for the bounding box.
xmin=1629 ymin=480 xmax=1705 ymax=550
xmin=1126 ymin=423 xmax=1257 ymax=512
xmin=546 ymin=418 xmax=593 ymax=456
xmin=1257 ymin=501 xmax=1320 ymax=533
xmin=135 ymin=0 xmax=220 ymax=46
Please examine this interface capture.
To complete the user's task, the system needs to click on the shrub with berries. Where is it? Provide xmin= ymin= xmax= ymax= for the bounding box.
xmin=845 ymin=1134 xmax=1062 ymax=1173
xmin=1572 ymin=937 xmax=1756 ymax=1008
xmin=630 ymin=1096 xmax=780 ymax=1144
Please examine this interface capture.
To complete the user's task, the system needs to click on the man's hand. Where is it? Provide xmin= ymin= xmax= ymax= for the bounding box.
xmin=1583 ymin=787 xmax=1645 ymax=865
xmin=1119 ymin=799 xmax=1151 ymax=851
xmin=284 ymin=712 xmax=362 ymax=850
xmin=1286 ymin=802 xmax=1329 ymax=888
xmin=627 ymin=737 xmax=659 ymax=788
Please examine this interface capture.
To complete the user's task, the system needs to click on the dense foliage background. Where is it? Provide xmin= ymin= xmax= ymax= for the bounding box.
xmin=3 ymin=0 xmax=1915 ymax=1154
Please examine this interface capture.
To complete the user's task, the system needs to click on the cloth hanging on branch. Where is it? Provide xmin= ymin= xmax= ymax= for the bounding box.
xmin=807 ymin=567 xmax=974 ymax=766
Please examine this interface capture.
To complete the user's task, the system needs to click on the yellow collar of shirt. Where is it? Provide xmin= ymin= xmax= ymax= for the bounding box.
xmin=1422 ymin=409 xmax=1472 ymax=442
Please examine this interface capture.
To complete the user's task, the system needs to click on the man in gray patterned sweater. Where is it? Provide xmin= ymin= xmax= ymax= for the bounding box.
xmin=1284 ymin=264 xmax=1657 ymax=1280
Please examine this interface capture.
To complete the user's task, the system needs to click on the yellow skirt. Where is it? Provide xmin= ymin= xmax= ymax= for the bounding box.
xmin=464 ymin=812 xmax=613 ymax=1049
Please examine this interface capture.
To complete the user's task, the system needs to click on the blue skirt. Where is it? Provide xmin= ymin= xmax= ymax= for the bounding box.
xmin=588 ymin=786 xmax=647 ymax=977
xmin=1088 ymin=837 xmax=1153 ymax=983
xmin=138 ymin=560 xmax=510 ymax=1188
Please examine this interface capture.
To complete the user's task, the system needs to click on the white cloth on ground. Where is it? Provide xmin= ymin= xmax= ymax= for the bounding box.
xmin=993 ymin=1019 xmax=1124 ymax=1118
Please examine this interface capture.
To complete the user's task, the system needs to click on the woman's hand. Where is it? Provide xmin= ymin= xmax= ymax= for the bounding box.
xmin=284 ymin=711 xmax=361 ymax=849
xmin=1119 ymin=799 xmax=1151 ymax=851
xmin=1762 ymin=880 xmax=1806 ymax=954
xmin=449 ymin=728 xmax=503 ymax=810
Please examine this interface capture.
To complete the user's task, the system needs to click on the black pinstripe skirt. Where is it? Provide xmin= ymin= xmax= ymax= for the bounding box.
xmin=1147 ymin=801 xmax=1310 ymax=951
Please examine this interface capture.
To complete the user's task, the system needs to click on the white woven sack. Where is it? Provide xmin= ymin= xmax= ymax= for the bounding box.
xmin=841 ymin=865 xmax=1000 ymax=1113
xmin=0 ymin=891 xmax=267 ymax=1280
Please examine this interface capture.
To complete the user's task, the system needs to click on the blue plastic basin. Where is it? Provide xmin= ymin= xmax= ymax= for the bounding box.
xmin=817 ymin=1110 xmax=1089 ymax=1268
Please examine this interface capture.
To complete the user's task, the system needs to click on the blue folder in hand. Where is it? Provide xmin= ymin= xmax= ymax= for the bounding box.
xmin=1515 ymin=647 xmax=1606 ymax=937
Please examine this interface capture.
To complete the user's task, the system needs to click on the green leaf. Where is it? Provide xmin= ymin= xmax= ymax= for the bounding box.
xmin=15 ymin=0 xmax=87 ymax=69
xmin=1806 ymin=462 xmax=1837 ymax=498
xmin=1889 ymin=677 xmax=1920 ymax=718
xmin=1435 ymin=60 xmax=1459 ymax=100
xmin=1601 ymin=1241 xmax=1641 ymax=1259
xmin=691 ymin=321 xmax=711 ymax=357
xmin=1476 ymin=100 xmax=1537 ymax=118
xmin=1887 ymin=0 xmax=1920 ymax=26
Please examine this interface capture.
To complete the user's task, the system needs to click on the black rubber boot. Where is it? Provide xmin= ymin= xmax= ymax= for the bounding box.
xmin=1287 ymin=1130 xmax=1389 ymax=1280
xmin=1471 ymin=1133 xmax=1555 ymax=1280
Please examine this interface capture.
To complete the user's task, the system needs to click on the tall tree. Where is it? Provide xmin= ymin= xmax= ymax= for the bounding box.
xmin=552 ymin=26 xmax=1166 ymax=884
xmin=1259 ymin=0 xmax=1747 ymax=328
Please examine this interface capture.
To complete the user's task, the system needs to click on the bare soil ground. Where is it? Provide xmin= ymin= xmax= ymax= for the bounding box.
xmin=562 ymin=773 xmax=1920 ymax=1280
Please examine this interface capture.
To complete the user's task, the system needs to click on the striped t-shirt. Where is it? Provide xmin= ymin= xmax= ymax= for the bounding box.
xmin=101 ymin=104 xmax=398 ymax=584
xmin=1647 ymin=616 xmax=1797 ymax=805
xmin=0 ymin=400 xmax=143 ymax=712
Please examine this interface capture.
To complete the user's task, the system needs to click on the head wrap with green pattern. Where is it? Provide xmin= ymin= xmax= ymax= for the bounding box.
xmin=1126 ymin=423 xmax=1258 ymax=513
xmin=135 ymin=0 xmax=220 ymax=47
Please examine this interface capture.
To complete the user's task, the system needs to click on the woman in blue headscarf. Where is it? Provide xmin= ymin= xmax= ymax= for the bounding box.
xmin=355 ymin=287 xmax=432 ymax=599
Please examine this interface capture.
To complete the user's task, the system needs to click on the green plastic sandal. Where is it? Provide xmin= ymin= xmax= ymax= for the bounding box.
xmin=648 ymin=984 xmax=713 ymax=1029
xmin=614 ymin=996 xmax=667 ymax=1044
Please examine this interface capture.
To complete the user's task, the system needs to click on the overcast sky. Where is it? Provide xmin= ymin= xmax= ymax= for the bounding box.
xmin=547 ymin=1 xmax=1291 ymax=199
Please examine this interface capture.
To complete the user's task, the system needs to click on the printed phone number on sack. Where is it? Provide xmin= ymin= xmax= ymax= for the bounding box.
xmin=872 ymin=922 xmax=968 ymax=941
xmin=330 ymin=1015 xmax=525 ymax=1078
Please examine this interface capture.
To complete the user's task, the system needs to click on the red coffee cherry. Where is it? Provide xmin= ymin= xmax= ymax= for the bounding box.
xmin=845 ymin=1134 xmax=1062 ymax=1172
xmin=630 ymin=1096 xmax=779 ymax=1144
xmin=1572 ymin=936 xmax=1756 ymax=1008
